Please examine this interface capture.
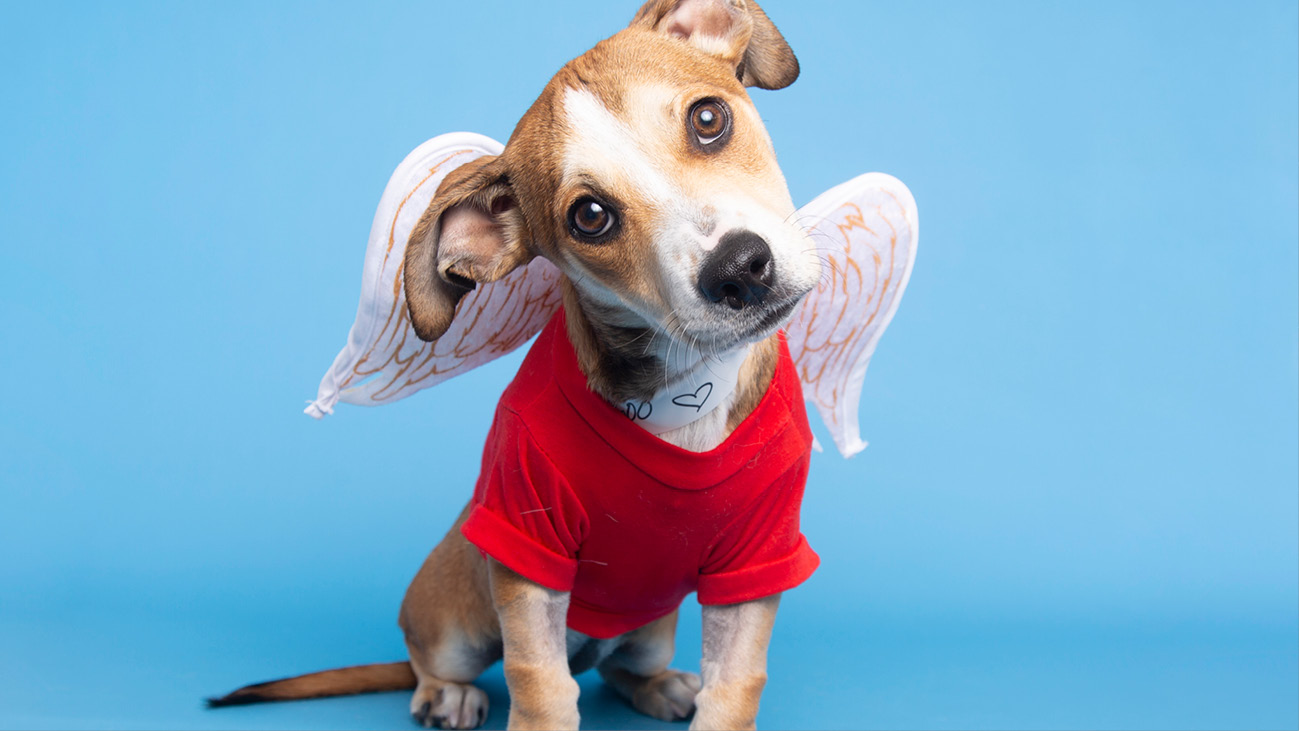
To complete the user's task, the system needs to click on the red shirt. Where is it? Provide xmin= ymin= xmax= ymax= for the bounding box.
xmin=460 ymin=309 xmax=819 ymax=639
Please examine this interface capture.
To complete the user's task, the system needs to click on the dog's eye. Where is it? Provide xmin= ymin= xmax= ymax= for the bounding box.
xmin=568 ymin=197 xmax=617 ymax=241
xmin=688 ymin=98 xmax=731 ymax=150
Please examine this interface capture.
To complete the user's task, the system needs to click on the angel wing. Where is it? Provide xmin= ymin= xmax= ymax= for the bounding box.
xmin=784 ymin=173 xmax=918 ymax=457
xmin=308 ymin=135 xmax=917 ymax=461
xmin=305 ymin=132 xmax=562 ymax=418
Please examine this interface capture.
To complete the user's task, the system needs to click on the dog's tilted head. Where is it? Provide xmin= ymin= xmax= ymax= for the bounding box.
xmin=405 ymin=0 xmax=819 ymax=398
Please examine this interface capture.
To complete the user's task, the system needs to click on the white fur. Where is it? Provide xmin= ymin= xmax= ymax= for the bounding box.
xmin=561 ymin=86 xmax=680 ymax=209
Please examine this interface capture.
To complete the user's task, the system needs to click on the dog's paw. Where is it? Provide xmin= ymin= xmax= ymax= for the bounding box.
xmin=411 ymin=682 xmax=489 ymax=729
xmin=632 ymin=669 xmax=701 ymax=722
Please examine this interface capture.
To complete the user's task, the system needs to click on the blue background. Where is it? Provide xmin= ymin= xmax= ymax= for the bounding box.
xmin=2 ymin=1 xmax=1296 ymax=729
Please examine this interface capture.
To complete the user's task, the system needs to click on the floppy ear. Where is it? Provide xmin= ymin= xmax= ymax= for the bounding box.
xmin=631 ymin=0 xmax=799 ymax=90
xmin=403 ymin=154 xmax=533 ymax=342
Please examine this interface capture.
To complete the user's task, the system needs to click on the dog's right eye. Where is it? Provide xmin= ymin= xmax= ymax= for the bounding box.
xmin=568 ymin=197 xmax=618 ymax=242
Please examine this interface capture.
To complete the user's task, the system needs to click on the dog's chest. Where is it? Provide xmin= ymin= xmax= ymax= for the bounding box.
xmin=652 ymin=392 xmax=737 ymax=451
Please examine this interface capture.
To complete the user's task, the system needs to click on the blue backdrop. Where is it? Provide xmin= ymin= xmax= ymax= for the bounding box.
xmin=2 ymin=1 xmax=1296 ymax=729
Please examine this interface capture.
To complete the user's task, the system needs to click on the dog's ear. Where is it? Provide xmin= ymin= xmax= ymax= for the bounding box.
xmin=403 ymin=154 xmax=533 ymax=342
xmin=631 ymin=0 xmax=798 ymax=90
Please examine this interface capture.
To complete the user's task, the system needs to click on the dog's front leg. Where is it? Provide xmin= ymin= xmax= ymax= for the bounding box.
xmin=488 ymin=559 xmax=580 ymax=730
xmin=690 ymin=594 xmax=781 ymax=731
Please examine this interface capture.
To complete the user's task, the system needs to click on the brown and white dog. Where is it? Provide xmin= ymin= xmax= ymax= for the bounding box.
xmin=211 ymin=1 xmax=821 ymax=728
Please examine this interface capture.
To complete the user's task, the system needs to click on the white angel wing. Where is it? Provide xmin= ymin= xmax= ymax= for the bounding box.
xmin=309 ymin=139 xmax=916 ymax=458
xmin=305 ymin=133 xmax=562 ymax=418
xmin=785 ymin=173 xmax=918 ymax=457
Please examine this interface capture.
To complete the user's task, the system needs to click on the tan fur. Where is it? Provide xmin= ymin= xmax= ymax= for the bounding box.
xmin=726 ymin=335 xmax=779 ymax=432
xmin=404 ymin=156 xmax=534 ymax=342
xmin=489 ymin=560 xmax=582 ymax=730
xmin=598 ymin=610 xmax=704 ymax=722
xmin=694 ymin=596 xmax=781 ymax=730
xmin=631 ymin=0 xmax=798 ymax=89
xmin=212 ymin=2 xmax=809 ymax=728
xmin=399 ymin=503 xmax=501 ymax=680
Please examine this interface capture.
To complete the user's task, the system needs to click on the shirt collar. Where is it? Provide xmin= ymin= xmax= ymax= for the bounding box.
xmin=548 ymin=308 xmax=808 ymax=489
xmin=618 ymin=343 xmax=751 ymax=435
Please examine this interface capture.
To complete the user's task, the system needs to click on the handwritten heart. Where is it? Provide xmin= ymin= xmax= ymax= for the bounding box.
xmin=671 ymin=382 xmax=713 ymax=411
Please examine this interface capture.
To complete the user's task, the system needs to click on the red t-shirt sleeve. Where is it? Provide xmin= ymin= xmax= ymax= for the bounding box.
xmin=460 ymin=409 xmax=589 ymax=592
xmin=696 ymin=455 xmax=820 ymax=605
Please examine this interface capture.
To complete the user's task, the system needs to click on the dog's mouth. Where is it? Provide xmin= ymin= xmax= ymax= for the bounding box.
xmin=762 ymin=298 xmax=799 ymax=329
xmin=749 ymin=298 xmax=799 ymax=339
xmin=697 ymin=297 xmax=801 ymax=353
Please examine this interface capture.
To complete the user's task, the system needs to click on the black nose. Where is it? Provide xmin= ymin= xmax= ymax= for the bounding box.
xmin=697 ymin=230 xmax=775 ymax=310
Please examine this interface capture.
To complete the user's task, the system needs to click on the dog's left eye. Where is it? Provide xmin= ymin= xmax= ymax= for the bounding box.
xmin=688 ymin=98 xmax=731 ymax=150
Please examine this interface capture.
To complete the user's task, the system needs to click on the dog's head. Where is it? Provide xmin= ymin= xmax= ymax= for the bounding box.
xmin=405 ymin=0 xmax=819 ymax=363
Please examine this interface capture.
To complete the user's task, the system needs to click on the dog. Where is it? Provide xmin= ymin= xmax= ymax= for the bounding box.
xmin=211 ymin=1 xmax=824 ymax=728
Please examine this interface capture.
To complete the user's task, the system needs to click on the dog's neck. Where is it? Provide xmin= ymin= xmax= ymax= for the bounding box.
xmin=561 ymin=282 xmax=779 ymax=452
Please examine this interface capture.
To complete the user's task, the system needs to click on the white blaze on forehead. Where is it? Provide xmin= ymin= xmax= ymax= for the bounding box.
xmin=560 ymin=86 xmax=679 ymax=205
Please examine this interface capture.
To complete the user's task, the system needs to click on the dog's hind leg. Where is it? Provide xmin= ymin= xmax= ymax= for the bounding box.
xmin=406 ymin=647 xmax=495 ymax=730
xmin=597 ymin=609 xmax=702 ymax=722
xmin=400 ymin=503 xmax=504 ymax=729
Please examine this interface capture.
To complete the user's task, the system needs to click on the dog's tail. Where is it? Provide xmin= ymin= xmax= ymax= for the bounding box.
xmin=206 ymin=661 xmax=417 ymax=707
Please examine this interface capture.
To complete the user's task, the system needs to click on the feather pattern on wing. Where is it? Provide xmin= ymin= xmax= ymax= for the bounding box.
xmin=785 ymin=173 xmax=919 ymax=457
xmin=305 ymin=133 xmax=561 ymax=418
